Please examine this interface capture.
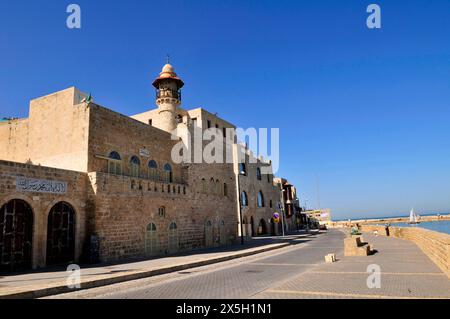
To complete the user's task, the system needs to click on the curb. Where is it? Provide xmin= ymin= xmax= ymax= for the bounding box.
xmin=0 ymin=242 xmax=291 ymax=299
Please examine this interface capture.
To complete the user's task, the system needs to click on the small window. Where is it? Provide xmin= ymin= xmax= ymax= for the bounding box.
xmin=147 ymin=223 xmax=157 ymax=231
xmin=169 ymin=222 xmax=177 ymax=230
xmin=223 ymin=127 xmax=226 ymax=138
xmin=207 ymin=120 xmax=211 ymax=128
xmin=267 ymin=173 xmax=271 ymax=183
xmin=256 ymin=167 xmax=262 ymax=180
xmin=201 ymin=178 xmax=207 ymax=193
xmin=269 ymin=200 xmax=273 ymax=208
xmin=241 ymin=191 xmax=248 ymax=207
xmin=239 ymin=163 xmax=247 ymax=176
xmin=158 ymin=206 xmax=166 ymax=217
xmin=215 ymin=124 xmax=219 ymax=129
xmin=164 ymin=163 xmax=173 ymax=183
xmin=223 ymin=183 xmax=228 ymax=197
xmin=192 ymin=118 xmax=197 ymax=127
xmin=149 ymin=119 xmax=152 ymax=126
xmin=257 ymin=191 xmax=264 ymax=207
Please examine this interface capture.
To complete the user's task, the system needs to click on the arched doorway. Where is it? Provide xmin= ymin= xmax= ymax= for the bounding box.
xmin=258 ymin=218 xmax=267 ymax=235
xmin=205 ymin=220 xmax=213 ymax=247
xmin=46 ymin=202 xmax=75 ymax=265
xmin=168 ymin=222 xmax=179 ymax=253
xmin=219 ymin=220 xmax=226 ymax=245
xmin=250 ymin=216 xmax=255 ymax=237
xmin=145 ymin=223 xmax=158 ymax=256
xmin=0 ymin=199 xmax=33 ymax=272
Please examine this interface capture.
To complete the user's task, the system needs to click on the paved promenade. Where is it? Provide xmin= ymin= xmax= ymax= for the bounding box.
xmin=0 ymin=232 xmax=313 ymax=298
xmin=47 ymin=230 xmax=450 ymax=299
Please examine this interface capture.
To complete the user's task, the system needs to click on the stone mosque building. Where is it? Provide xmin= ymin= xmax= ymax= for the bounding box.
xmin=0 ymin=63 xmax=290 ymax=273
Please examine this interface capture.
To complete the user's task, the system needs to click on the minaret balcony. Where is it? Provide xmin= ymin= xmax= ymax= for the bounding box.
xmin=156 ymin=89 xmax=182 ymax=101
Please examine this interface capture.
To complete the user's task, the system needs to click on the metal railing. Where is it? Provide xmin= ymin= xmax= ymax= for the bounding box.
xmin=156 ymin=89 xmax=181 ymax=101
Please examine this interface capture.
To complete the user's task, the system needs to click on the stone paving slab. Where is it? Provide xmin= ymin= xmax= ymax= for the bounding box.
xmin=256 ymin=232 xmax=450 ymax=299
xmin=0 ymin=236 xmax=308 ymax=299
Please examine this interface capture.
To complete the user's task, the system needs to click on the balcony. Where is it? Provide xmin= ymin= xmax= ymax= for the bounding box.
xmin=156 ymin=89 xmax=181 ymax=101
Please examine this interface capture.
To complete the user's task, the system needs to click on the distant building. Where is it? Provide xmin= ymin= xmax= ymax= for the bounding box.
xmin=273 ymin=177 xmax=303 ymax=231
xmin=303 ymin=209 xmax=332 ymax=227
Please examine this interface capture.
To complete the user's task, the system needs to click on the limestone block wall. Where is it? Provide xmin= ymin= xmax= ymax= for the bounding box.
xmin=360 ymin=225 xmax=450 ymax=278
xmin=0 ymin=119 xmax=30 ymax=163
xmin=238 ymin=159 xmax=280 ymax=237
xmin=0 ymin=160 xmax=89 ymax=269
xmin=88 ymin=104 xmax=183 ymax=181
xmin=88 ymin=171 xmax=237 ymax=262
xmin=0 ymin=87 xmax=90 ymax=172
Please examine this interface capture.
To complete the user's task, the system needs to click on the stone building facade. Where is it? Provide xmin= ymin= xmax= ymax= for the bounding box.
xmin=0 ymin=63 xmax=287 ymax=272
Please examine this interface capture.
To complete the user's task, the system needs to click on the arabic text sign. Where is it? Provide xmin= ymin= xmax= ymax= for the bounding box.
xmin=16 ymin=177 xmax=67 ymax=194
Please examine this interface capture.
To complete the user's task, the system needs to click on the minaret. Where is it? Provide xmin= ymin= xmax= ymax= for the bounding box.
xmin=152 ymin=62 xmax=184 ymax=133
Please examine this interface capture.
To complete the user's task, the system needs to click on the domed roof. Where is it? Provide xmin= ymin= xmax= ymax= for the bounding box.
xmin=162 ymin=63 xmax=174 ymax=73
xmin=152 ymin=63 xmax=184 ymax=88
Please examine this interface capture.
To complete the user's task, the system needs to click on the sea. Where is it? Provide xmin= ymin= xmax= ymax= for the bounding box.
xmin=388 ymin=220 xmax=450 ymax=235
xmin=335 ymin=213 xmax=450 ymax=235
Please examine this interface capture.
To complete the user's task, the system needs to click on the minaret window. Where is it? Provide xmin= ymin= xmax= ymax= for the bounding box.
xmin=257 ymin=167 xmax=262 ymax=180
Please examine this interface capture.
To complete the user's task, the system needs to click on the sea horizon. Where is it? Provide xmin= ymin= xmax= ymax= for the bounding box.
xmin=334 ymin=212 xmax=450 ymax=222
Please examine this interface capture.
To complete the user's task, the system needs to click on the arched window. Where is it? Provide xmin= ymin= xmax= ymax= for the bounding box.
xmin=257 ymin=191 xmax=264 ymax=207
xmin=201 ymin=178 xmax=207 ymax=193
xmin=241 ymin=191 xmax=248 ymax=207
xmin=108 ymin=151 xmax=122 ymax=175
xmin=148 ymin=160 xmax=158 ymax=180
xmin=239 ymin=163 xmax=247 ymax=176
xmin=209 ymin=178 xmax=215 ymax=194
xmin=215 ymin=179 xmax=221 ymax=195
xmin=145 ymin=223 xmax=158 ymax=256
xmin=223 ymin=183 xmax=228 ymax=197
xmin=168 ymin=222 xmax=178 ymax=253
xmin=164 ymin=163 xmax=173 ymax=183
xmin=130 ymin=156 xmax=140 ymax=177
xmin=256 ymin=167 xmax=262 ymax=180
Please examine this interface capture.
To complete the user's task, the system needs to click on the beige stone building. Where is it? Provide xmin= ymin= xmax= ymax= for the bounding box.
xmin=0 ymin=63 xmax=284 ymax=272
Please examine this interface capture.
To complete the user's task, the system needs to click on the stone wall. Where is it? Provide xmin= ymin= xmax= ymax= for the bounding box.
xmin=0 ymin=87 xmax=90 ymax=172
xmin=88 ymin=171 xmax=237 ymax=262
xmin=0 ymin=160 xmax=89 ymax=269
xmin=360 ymin=225 xmax=450 ymax=278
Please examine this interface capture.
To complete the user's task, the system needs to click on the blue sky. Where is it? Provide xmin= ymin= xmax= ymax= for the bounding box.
xmin=1 ymin=0 xmax=449 ymax=219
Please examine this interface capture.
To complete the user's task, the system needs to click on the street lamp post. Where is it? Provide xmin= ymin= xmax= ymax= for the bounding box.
xmin=237 ymin=172 xmax=245 ymax=245
xmin=280 ymin=189 xmax=286 ymax=236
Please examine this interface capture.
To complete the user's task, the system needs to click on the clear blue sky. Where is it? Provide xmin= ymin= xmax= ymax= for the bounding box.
xmin=1 ymin=0 xmax=449 ymax=220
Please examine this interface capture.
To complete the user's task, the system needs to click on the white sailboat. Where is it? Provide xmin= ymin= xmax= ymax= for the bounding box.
xmin=408 ymin=208 xmax=420 ymax=224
